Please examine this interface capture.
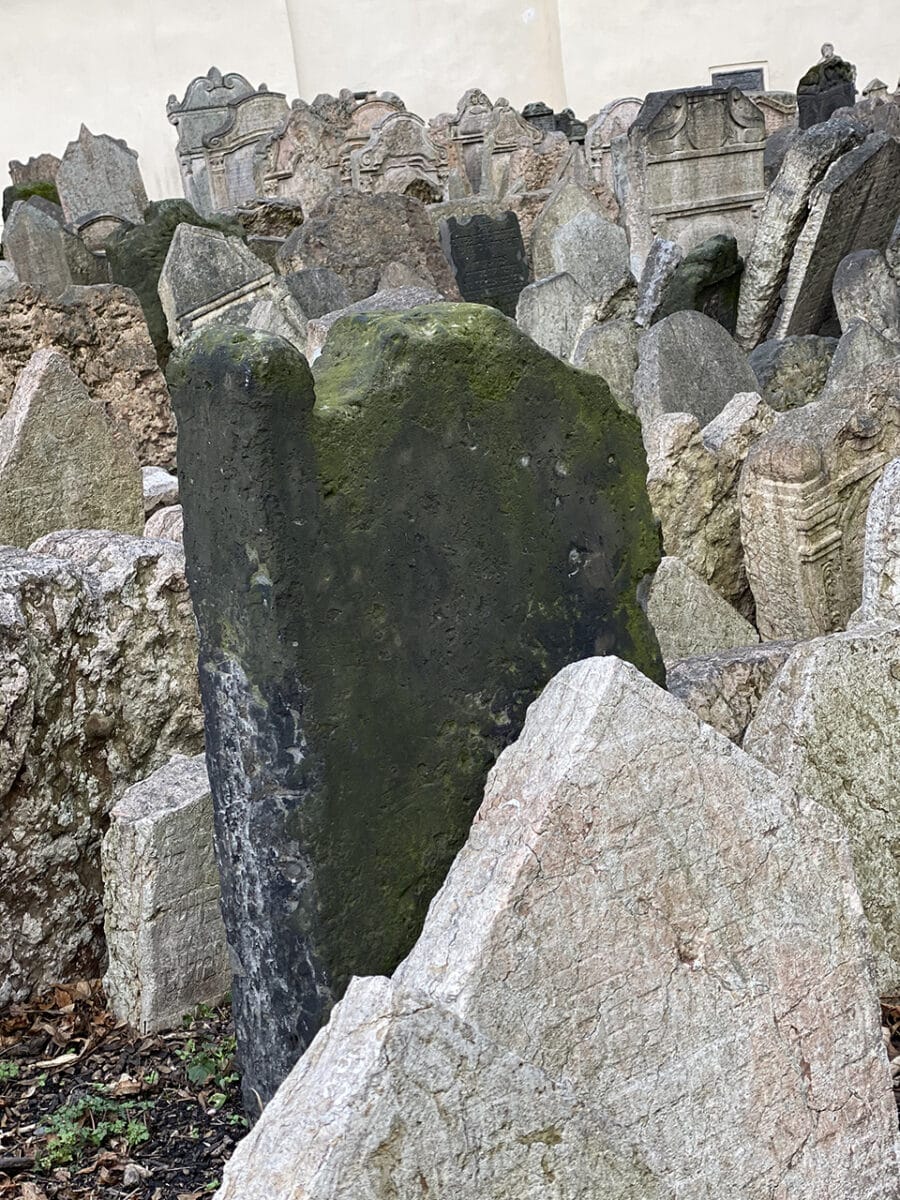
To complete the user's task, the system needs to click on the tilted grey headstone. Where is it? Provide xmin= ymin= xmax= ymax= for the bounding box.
xmin=516 ymin=272 xmax=593 ymax=360
xmin=56 ymin=125 xmax=148 ymax=227
xmin=168 ymin=305 xmax=662 ymax=1106
xmin=832 ymin=249 xmax=900 ymax=340
xmin=1 ymin=198 xmax=107 ymax=297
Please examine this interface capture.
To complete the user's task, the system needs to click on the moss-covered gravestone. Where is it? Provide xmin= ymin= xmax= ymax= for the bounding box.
xmin=168 ymin=304 xmax=662 ymax=1107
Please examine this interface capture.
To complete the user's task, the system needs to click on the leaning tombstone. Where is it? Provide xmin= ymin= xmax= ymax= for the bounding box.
xmin=797 ymin=44 xmax=856 ymax=129
xmin=1 ymin=197 xmax=107 ymax=297
xmin=102 ymin=754 xmax=230 ymax=1032
xmin=819 ymin=320 xmax=900 ymax=406
xmin=832 ymin=249 xmax=900 ymax=341
xmin=772 ymin=132 xmax=900 ymax=339
xmin=634 ymin=236 xmax=682 ymax=327
xmin=397 ymin=656 xmax=900 ymax=1197
xmin=438 ymin=211 xmax=528 ymax=316
xmin=571 ymin=317 xmax=639 ymax=412
xmin=646 ymin=555 xmax=759 ymax=665
xmin=168 ymin=305 xmax=663 ymax=1106
xmin=652 ymin=234 xmax=743 ymax=333
xmin=740 ymin=361 xmax=900 ymax=639
xmin=530 ymin=179 xmax=607 ymax=280
xmin=55 ymin=125 xmax=148 ymax=230
xmin=0 ymin=349 xmax=143 ymax=546
xmin=515 ymin=272 xmax=593 ymax=360
xmin=583 ymin=97 xmax=642 ymax=196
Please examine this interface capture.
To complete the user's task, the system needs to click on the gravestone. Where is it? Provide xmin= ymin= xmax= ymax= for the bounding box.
xmin=646 ymin=555 xmax=759 ymax=665
xmin=832 ymin=249 xmax=900 ymax=340
xmin=349 ymin=111 xmax=445 ymax=199
xmin=735 ymin=115 xmax=866 ymax=350
xmin=397 ymin=656 xmax=900 ymax=1198
xmin=797 ymin=46 xmax=856 ymax=129
xmin=0 ymin=349 xmax=143 ymax=546
xmin=438 ymin=212 xmax=528 ymax=316
xmin=820 ymin=321 xmax=900 ymax=407
xmin=254 ymin=98 xmax=345 ymax=217
xmin=635 ymin=236 xmax=682 ymax=326
xmin=446 ymin=89 xmax=494 ymax=194
xmin=749 ymin=335 xmax=838 ymax=410
xmin=1 ymin=198 xmax=107 ymax=297
xmin=652 ymin=233 xmax=743 ymax=333
xmin=584 ymin=97 xmax=642 ymax=197
xmin=772 ymin=133 xmax=900 ymax=338
xmin=515 ymin=272 xmax=592 ymax=360
xmin=857 ymin=457 xmax=900 ymax=623
xmin=543 ymin=209 xmax=633 ymax=313
xmin=740 ymin=361 xmax=900 ymax=639
xmin=614 ymin=87 xmax=765 ymax=272
xmin=102 ymin=754 xmax=229 ymax=1032
xmin=571 ymin=318 xmax=639 ymax=412
xmin=167 ymin=68 xmax=289 ymax=216
xmin=530 ymin=180 xmax=605 ymax=281
xmin=634 ymin=309 xmax=758 ymax=426
xmin=168 ymin=305 xmax=662 ymax=1106
xmin=142 ymin=466 xmax=178 ymax=515
xmin=144 ymin=504 xmax=184 ymax=542
xmin=9 ymin=152 xmax=60 ymax=186
xmin=283 ymin=267 xmax=350 ymax=318
xmin=55 ymin=125 xmax=148 ymax=228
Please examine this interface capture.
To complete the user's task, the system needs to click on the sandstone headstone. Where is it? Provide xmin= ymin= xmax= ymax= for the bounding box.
xmin=833 ymin=249 xmax=900 ymax=340
xmin=215 ymin=975 xmax=667 ymax=1200
xmin=745 ymin=622 xmax=900 ymax=994
xmin=857 ymin=457 xmax=900 ymax=623
xmin=515 ymin=272 xmax=592 ymax=360
xmin=167 ymin=68 xmax=289 ymax=216
xmin=735 ymin=115 xmax=866 ymax=350
xmin=349 ymin=111 xmax=446 ymax=200
xmin=666 ymin=639 xmax=797 ymax=744
xmin=275 ymin=189 xmax=458 ymax=302
xmin=0 ymin=350 xmax=143 ymax=546
xmin=438 ymin=212 xmax=528 ymax=317
xmin=634 ymin=236 xmax=682 ymax=327
xmin=56 ymin=125 xmax=148 ymax=227
xmin=9 ymin=153 xmax=60 ymax=187
xmin=397 ymin=656 xmax=900 ymax=1197
xmin=652 ymin=233 xmax=743 ymax=333
xmin=102 ymin=754 xmax=229 ymax=1032
xmin=614 ymin=87 xmax=765 ymax=272
xmin=797 ymin=47 xmax=857 ymax=129
xmin=644 ymin=391 xmax=777 ymax=614
xmin=445 ymin=89 xmax=494 ymax=193
xmin=0 ymin=532 xmax=203 ymax=1003
xmin=772 ymin=133 xmax=900 ymax=339
xmin=144 ymin=504 xmax=184 ymax=543
xmin=142 ymin=466 xmax=179 ymax=515
xmin=0 ymin=283 xmax=176 ymax=467
xmin=168 ymin=306 xmax=662 ymax=1104
xmin=305 ymin=285 xmax=442 ymax=361
xmin=634 ymin=309 xmax=758 ymax=426
xmin=646 ymin=555 xmax=759 ymax=664
xmin=254 ymin=97 xmax=346 ymax=217
xmin=571 ymin=317 xmax=639 ymax=411
xmin=1 ymin=197 xmax=107 ymax=297
xmin=584 ymin=97 xmax=643 ymax=197
xmin=740 ymin=360 xmax=900 ymax=639
xmin=283 ymin=267 xmax=350 ymax=318
xmin=749 ymin=334 xmax=838 ymax=410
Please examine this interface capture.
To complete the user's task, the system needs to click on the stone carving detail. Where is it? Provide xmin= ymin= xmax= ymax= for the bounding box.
xmin=167 ymin=67 xmax=289 ymax=216
xmin=349 ymin=112 xmax=446 ymax=200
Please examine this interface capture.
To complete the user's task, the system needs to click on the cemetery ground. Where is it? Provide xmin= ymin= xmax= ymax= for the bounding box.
xmin=0 ymin=982 xmax=244 ymax=1199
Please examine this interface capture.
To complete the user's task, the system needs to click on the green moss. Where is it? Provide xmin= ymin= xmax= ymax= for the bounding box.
xmin=2 ymin=180 xmax=61 ymax=223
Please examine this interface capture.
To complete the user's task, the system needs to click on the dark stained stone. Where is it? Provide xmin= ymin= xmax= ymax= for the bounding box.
xmin=653 ymin=234 xmax=743 ymax=333
xmin=438 ymin=212 xmax=529 ymax=317
xmin=749 ymin=335 xmax=838 ymax=410
xmin=798 ymin=52 xmax=856 ymax=129
xmin=168 ymin=304 xmax=662 ymax=1108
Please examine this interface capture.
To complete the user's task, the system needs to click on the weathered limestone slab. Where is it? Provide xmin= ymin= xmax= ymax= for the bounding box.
xmin=614 ymin=87 xmax=765 ymax=272
xmin=516 ymin=272 xmax=592 ymax=360
xmin=0 ymin=350 xmax=143 ymax=546
xmin=666 ymin=639 xmax=797 ymax=743
xmin=749 ymin=334 xmax=837 ymax=410
xmin=398 ymin=656 xmax=900 ymax=1198
xmin=819 ymin=320 xmax=900 ymax=405
xmin=438 ymin=212 xmax=528 ymax=317
xmin=215 ymin=975 xmax=666 ymax=1200
xmin=102 ymin=754 xmax=229 ymax=1033
xmin=833 ymin=249 xmax=900 ymax=340
xmin=142 ymin=466 xmax=179 ymax=515
xmin=544 ymin=208 xmax=633 ymax=315
xmin=772 ymin=133 xmax=900 ymax=339
xmin=740 ymin=360 xmax=900 ymax=639
xmin=305 ymin=286 xmax=442 ymax=361
xmin=646 ymin=555 xmax=759 ymax=664
xmin=531 ymin=179 xmax=609 ymax=280
xmin=275 ymin=189 xmax=458 ymax=302
xmin=169 ymin=307 xmax=662 ymax=1105
xmin=857 ymin=457 xmax=900 ymax=622
xmin=645 ymin=391 xmax=777 ymax=614
xmin=634 ymin=236 xmax=682 ymax=327
xmin=1 ymin=197 xmax=107 ymax=297
xmin=144 ymin=504 xmax=184 ymax=542
xmin=745 ymin=622 xmax=900 ymax=994
xmin=0 ymin=532 xmax=203 ymax=1004
xmin=634 ymin=309 xmax=758 ymax=426
xmin=571 ymin=318 xmax=639 ymax=412
xmin=652 ymin=233 xmax=742 ymax=333
xmin=0 ymin=282 xmax=175 ymax=467
xmin=735 ymin=116 xmax=866 ymax=350
xmin=167 ymin=68 xmax=289 ymax=216
xmin=56 ymin=125 xmax=148 ymax=227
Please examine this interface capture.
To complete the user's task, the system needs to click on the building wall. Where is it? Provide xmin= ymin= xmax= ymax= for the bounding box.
xmin=1 ymin=0 xmax=898 ymax=208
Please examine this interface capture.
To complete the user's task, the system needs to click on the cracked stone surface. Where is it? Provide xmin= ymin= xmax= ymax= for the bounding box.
xmin=644 ymin=392 xmax=777 ymax=616
xmin=646 ymin=555 xmax=759 ymax=665
xmin=397 ymin=656 xmax=900 ymax=1199
xmin=745 ymin=622 xmax=900 ymax=995
xmin=666 ymin=639 xmax=798 ymax=744
xmin=858 ymin=456 xmax=900 ymax=622
xmin=0 ymin=532 xmax=203 ymax=1005
xmin=215 ymin=975 xmax=669 ymax=1200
